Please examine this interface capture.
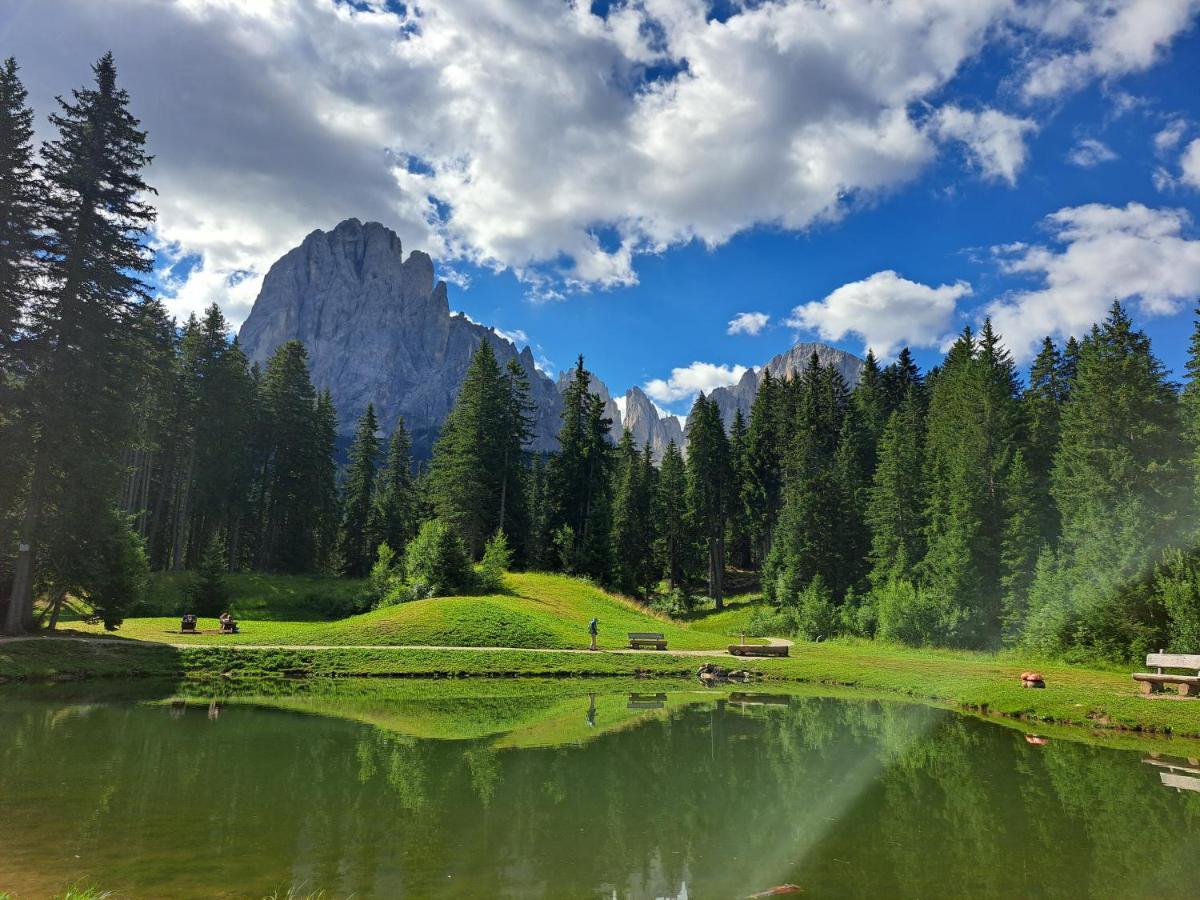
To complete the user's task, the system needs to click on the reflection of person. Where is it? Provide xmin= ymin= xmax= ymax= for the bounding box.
xmin=588 ymin=617 xmax=598 ymax=651
xmin=586 ymin=692 xmax=596 ymax=728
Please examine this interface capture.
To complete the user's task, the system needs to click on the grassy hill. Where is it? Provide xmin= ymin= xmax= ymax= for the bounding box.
xmin=68 ymin=572 xmax=742 ymax=651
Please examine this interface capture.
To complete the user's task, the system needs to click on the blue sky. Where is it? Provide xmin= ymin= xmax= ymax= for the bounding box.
xmin=6 ymin=0 xmax=1200 ymax=416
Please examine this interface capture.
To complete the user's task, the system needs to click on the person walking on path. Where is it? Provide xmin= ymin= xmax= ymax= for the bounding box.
xmin=588 ymin=617 xmax=599 ymax=651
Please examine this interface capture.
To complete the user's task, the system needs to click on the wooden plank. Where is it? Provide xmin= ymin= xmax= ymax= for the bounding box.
xmin=1161 ymin=772 xmax=1200 ymax=793
xmin=627 ymin=632 xmax=665 ymax=640
xmin=1132 ymin=673 xmax=1200 ymax=685
xmin=1145 ymin=653 xmax=1200 ymax=670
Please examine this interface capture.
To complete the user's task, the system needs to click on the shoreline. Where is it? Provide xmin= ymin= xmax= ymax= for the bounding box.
xmin=6 ymin=636 xmax=1200 ymax=743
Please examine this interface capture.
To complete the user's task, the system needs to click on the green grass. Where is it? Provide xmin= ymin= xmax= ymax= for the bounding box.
xmin=64 ymin=572 xmax=737 ymax=651
xmin=684 ymin=592 xmax=766 ymax=638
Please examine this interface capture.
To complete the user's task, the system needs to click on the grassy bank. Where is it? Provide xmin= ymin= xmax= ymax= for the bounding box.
xmin=7 ymin=635 xmax=1200 ymax=739
xmin=64 ymin=572 xmax=744 ymax=651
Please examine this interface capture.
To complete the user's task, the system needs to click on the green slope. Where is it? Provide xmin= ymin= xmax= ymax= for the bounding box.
xmin=67 ymin=573 xmax=740 ymax=651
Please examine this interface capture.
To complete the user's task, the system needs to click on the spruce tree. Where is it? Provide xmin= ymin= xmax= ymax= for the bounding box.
xmin=547 ymin=356 xmax=613 ymax=579
xmin=656 ymin=439 xmax=691 ymax=591
xmin=1024 ymin=337 xmax=1067 ymax=547
xmin=0 ymin=56 xmax=39 ymax=358
xmin=999 ymin=450 xmax=1039 ymax=640
xmin=686 ymin=394 xmax=732 ymax=608
xmin=919 ymin=321 xmax=1022 ymax=647
xmin=727 ymin=407 xmax=753 ymax=569
xmin=338 ymin=403 xmax=381 ymax=577
xmin=866 ymin=390 xmax=927 ymax=585
xmin=6 ymin=54 xmax=155 ymax=634
xmin=371 ymin=417 xmax=418 ymax=555
xmin=745 ymin=369 xmax=783 ymax=564
xmin=610 ymin=430 xmax=655 ymax=597
xmin=1182 ymin=306 xmax=1200 ymax=505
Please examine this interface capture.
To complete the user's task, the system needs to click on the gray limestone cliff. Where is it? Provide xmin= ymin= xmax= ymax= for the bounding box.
xmin=237 ymin=219 xmax=563 ymax=457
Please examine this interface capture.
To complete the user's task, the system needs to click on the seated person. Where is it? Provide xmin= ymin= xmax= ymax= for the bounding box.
xmin=218 ymin=612 xmax=238 ymax=633
xmin=180 ymin=613 xmax=198 ymax=632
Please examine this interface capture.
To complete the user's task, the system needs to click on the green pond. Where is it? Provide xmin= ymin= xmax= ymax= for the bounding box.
xmin=2 ymin=678 xmax=1200 ymax=899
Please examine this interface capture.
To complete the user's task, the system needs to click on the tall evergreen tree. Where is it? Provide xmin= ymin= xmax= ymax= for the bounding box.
xmin=610 ymin=431 xmax=656 ymax=597
xmin=866 ymin=389 xmax=927 ymax=585
xmin=427 ymin=340 xmax=515 ymax=557
xmin=6 ymin=54 xmax=155 ymax=634
xmin=919 ymin=321 xmax=1022 ymax=647
xmin=1024 ymin=337 xmax=1067 ymax=547
xmin=370 ymin=417 xmax=418 ymax=555
xmin=999 ymin=450 xmax=1040 ymax=640
xmin=547 ymin=356 xmax=613 ymax=579
xmin=727 ymin=407 xmax=753 ymax=569
xmin=744 ymin=369 xmax=783 ymax=564
xmin=686 ymin=394 xmax=733 ymax=608
xmin=656 ymin=439 xmax=691 ymax=591
xmin=0 ymin=56 xmax=39 ymax=358
xmin=338 ymin=403 xmax=381 ymax=577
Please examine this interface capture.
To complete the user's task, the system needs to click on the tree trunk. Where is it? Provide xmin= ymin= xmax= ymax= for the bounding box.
xmin=46 ymin=588 xmax=67 ymax=631
xmin=4 ymin=448 xmax=47 ymax=635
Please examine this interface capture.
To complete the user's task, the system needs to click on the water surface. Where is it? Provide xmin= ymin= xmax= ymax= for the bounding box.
xmin=2 ymin=679 xmax=1199 ymax=898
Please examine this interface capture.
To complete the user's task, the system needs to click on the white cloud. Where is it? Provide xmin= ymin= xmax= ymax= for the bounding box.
xmin=1155 ymin=119 xmax=1188 ymax=152
xmin=492 ymin=326 xmax=529 ymax=347
xmin=727 ymin=312 xmax=770 ymax=336
xmin=932 ymin=105 xmax=1038 ymax=185
xmin=787 ymin=271 xmax=971 ymax=359
xmin=7 ymin=0 xmax=1195 ymax=329
xmin=644 ymin=362 xmax=748 ymax=405
xmin=1181 ymin=139 xmax=1200 ymax=189
xmin=613 ymin=395 xmax=627 ymax=420
xmin=987 ymin=202 xmax=1200 ymax=360
xmin=1067 ymin=138 xmax=1118 ymax=167
xmin=1019 ymin=0 xmax=1200 ymax=100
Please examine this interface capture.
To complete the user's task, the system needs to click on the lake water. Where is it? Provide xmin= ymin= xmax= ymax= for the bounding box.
xmin=2 ymin=678 xmax=1200 ymax=899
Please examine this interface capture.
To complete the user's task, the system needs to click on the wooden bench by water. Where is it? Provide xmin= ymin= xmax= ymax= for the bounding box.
xmin=1132 ymin=652 xmax=1200 ymax=696
xmin=627 ymin=632 xmax=667 ymax=650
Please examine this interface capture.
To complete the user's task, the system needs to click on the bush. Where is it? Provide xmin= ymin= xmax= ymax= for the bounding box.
xmin=746 ymin=604 xmax=798 ymax=638
xmin=1154 ymin=548 xmax=1200 ymax=652
xmin=83 ymin=509 xmax=149 ymax=630
xmin=476 ymin=531 xmax=512 ymax=594
xmin=368 ymin=543 xmax=403 ymax=602
xmin=404 ymin=519 xmax=475 ymax=597
xmin=793 ymin=575 xmax=838 ymax=641
xmin=874 ymin=578 xmax=963 ymax=647
xmin=650 ymin=587 xmax=692 ymax=617
xmin=838 ymin=587 xmax=877 ymax=638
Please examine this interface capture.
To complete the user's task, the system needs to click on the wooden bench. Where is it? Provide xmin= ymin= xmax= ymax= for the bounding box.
xmin=219 ymin=621 xmax=238 ymax=635
xmin=729 ymin=644 xmax=789 ymax=657
xmin=1133 ymin=652 xmax=1200 ymax=696
xmin=627 ymin=693 xmax=668 ymax=709
xmin=628 ymin=632 xmax=667 ymax=650
xmin=180 ymin=616 xmax=197 ymax=634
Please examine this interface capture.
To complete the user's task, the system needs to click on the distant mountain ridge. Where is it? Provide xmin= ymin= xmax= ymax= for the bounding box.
xmin=237 ymin=219 xmax=862 ymax=459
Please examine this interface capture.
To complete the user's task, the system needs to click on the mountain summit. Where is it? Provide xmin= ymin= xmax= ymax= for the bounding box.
xmin=238 ymin=219 xmax=862 ymax=458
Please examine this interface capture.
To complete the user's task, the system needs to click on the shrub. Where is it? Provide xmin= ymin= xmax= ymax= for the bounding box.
xmin=1154 ymin=548 xmax=1200 ymax=652
xmin=186 ymin=536 xmax=230 ymax=616
xmin=793 ymin=575 xmax=838 ymax=641
xmin=404 ymin=519 xmax=475 ymax=597
xmin=746 ymin=604 xmax=798 ymax=638
xmin=874 ymin=578 xmax=963 ymax=647
xmin=650 ymin=587 xmax=692 ymax=617
xmin=368 ymin=542 xmax=403 ymax=602
xmin=477 ymin=531 xmax=512 ymax=594
xmin=838 ymin=586 xmax=877 ymax=638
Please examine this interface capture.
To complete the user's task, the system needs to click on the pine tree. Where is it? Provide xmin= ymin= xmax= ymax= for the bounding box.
xmin=1024 ymin=337 xmax=1067 ymax=547
xmin=727 ymin=407 xmax=753 ymax=569
xmin=0 ymin=56 xmax=39 ymax=358
xmin=656 ymin=439 xmax=691 ymax=591
xmin=745 ymin=369 xmax=783 ymax=564
xmin=881 ymin=347 xmax=923 ymax=415
xmin=610 ymin=430 xmax=656 ymax=597
xmin=1031 ymin=302 xmax=1191 ymax=652
xmin=338 ymin=403 xmax=381 ymax=577
xmin=547 ymin=356 xmax=613 ymax=579
xmin=371 ymin=417 xmax=418 ymax=555
xmin=851 ymin=349 xmax=888 ymax=473
xmin=6 ymin=54 xmax=155 ymax=634
xmin=686 ymin=394 xmax=732 ymax=608
xmin=497 ymin=358 xmax=534 ymax=562
xmin=1182 ymin=307 xmax=1200 ymax=506
xmin=919 ymin=321 xmax=1022 ymax=647
xmin=999 ymin=450 xmax=1039 ymax=640
xmin=866 ymin=390 xmax=927 ymax=585
xmin=427 ymin=340 xmax=510 ymax=557
xmin=187 ymin=534 xmax=230 ymax=617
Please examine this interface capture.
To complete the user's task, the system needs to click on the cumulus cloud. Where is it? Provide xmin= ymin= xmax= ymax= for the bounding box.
xmin=787 ymin=271 xmax=971 ymax=359
xmin=1155 ymin=119 xmax=1189 ymax=152
xmin=1019 ymin=0 xmax=1200 ymax=100
xmin=727 ymin=312 xmax=770 ymax=336
xmin=1067 ymin=138 xmax=1118 ymax=167
xmin=932 ymin=106 xmax=1038 ymax=185
xmin=1182 ymin=139 xmax=1200 ymax=189
xmin=987 ymin=203 xmax=1200 ymax=360
xmin=6 ymin=0 xmax=1196 ymax=327
xmin=492 ymin=326 xmax=529 ymax=347
xmin=644 ymin=362 xmax=749 ymax=406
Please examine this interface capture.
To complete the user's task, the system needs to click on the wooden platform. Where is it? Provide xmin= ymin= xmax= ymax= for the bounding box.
xmin=728 ymin=644 xmax=789 ymax=657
